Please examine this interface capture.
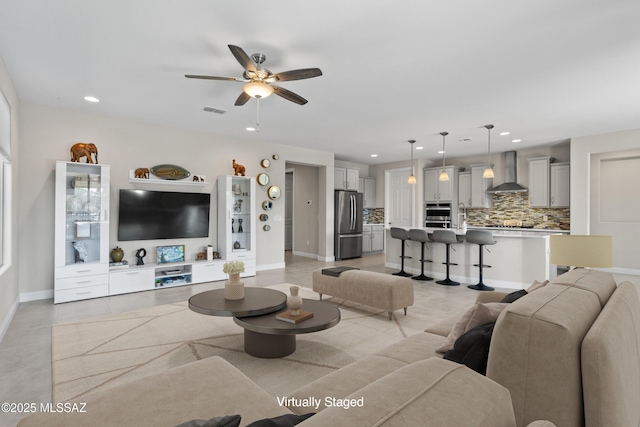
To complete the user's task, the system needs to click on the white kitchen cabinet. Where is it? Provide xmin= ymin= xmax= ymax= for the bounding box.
xmin=54 ymin=161 xmax=110 ymax=303
xmin=109 ymin=268 xmax=155 ymax=295
xmin=361 ymin=177 xmax=376 ymax=208
xmin=550 ymin=163 xmax=570 ymax=207
xmin=335 ymin=167 xmax=359 ymax=190
xmin=424 ymin=166 xmax=456 ymax=202
xmin=528 ymin=157 xmax=551 ymax=207
xmin=470 ymin=164 xmax=493 ymax=208
xmin=217 ymin=175 xmax=256 ymax=276
xmin=363 ymin=224 xmax=384 ymax=253
xmin=458 ymin=171 xmax=471 ymax=207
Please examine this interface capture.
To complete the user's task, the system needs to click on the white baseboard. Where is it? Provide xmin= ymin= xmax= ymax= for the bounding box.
xmin=20 ymin=289 xmax=54 ymax=302
xmin=317 ymin=255 xmax=335 ymax=262
xmin=292 ymin=251 xmax=319 ymax=260
xmin=0 ymin=296 xmax=19 ymax=344
xmin=256 ymin=263 xmax=286 ymax=271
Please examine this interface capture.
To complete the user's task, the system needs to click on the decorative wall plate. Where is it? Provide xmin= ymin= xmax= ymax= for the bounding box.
xmin=272 ymin=154 xmax=279 ymax=160
xmin=260 ymin=159 xmax=271 ymax=168
xmin=263 ymin=225 xmax=271 ymax=231
xmin=150 ymin=164 xmax=191 ymax=180
xmin=257 ymin=173 xmax=270 ymax=186
xmin=262 ymin=200 xmax=273 ymax=210
xmin=268 ymin=185 xmax=281 ymax=200
xmin=259 ymin=214 xmax=269 ymax=221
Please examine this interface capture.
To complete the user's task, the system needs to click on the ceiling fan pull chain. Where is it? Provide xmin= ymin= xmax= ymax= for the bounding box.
xmin=256 ymin=97 xmax=261 ymax=132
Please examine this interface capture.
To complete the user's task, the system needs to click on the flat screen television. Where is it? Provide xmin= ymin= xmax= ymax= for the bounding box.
xmin=118 ymin=189 xmax=211 ymax=241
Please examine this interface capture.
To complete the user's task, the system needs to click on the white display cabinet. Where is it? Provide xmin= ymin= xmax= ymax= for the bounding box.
xmin=217 ymin=175 xmax=256 ymax=277
xmin=54 ymin=161 xmax=110 ymax=303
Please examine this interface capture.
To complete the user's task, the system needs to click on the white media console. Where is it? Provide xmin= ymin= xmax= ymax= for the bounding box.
xmin=109 ymin=257 xmax=257 ymax=296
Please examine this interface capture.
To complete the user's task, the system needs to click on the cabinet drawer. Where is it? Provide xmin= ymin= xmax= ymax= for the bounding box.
xmin=56 ymin=263 xmax=108 ymax=279
xmin=192 ymin=262 xmax=225 ymax=283
xmin=55 ymin=284 xmax=109 ymax=304
xmin=55 ymin=274 xmax=109 ymax=291
xmin=110 ymin=269 xmax=155 ymax=295
xmin=228 ymin=251 xmax=255 ymax=262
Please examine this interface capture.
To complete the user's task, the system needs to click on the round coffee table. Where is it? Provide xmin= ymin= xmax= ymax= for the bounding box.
xmin=188 ymin=288 xmax=287 ymax=317
xmin=234 ymin=299 xmax=341 ymax=358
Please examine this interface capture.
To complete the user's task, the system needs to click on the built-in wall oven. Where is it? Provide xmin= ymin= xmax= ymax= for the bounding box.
xmin=425 ymin=203 xmax=452 ymax=228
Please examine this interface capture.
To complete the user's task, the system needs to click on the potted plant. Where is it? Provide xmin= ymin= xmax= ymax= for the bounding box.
xmin=223 ymin=261 xmax=245 ymax=300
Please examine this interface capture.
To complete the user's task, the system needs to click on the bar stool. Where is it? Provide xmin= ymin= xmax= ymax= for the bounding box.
xmin=390 ymin=227 xmax=412 ymax=277
xmin=466 ymin=230 xmax=496 ymax=291
xmin=408 ymin=229 xmax=433 ymax=281
xmin=431 ymin=229 xmax=462 ymax=286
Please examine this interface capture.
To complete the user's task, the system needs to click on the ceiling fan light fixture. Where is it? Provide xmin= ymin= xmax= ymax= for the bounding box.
xmin=243 ymin=81 xmax=274 ymax=99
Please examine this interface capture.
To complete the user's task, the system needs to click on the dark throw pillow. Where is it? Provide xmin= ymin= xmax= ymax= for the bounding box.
xmin=500 ymin=289 xmax=528 ymax=303
xmin=443 ymin=322 xmax=495 ymax=375
xmin=245 ymin=413 xmax=315 ymax=427
xmin=174 ymin=414 xmax=241 ymax=427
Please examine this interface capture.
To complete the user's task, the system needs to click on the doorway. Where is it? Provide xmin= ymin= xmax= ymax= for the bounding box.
xmin=285 ymin=170 xmax=293 ymax=251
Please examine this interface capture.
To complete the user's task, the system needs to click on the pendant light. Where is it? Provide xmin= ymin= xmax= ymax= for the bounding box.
xmin=483 ymin=124 xmax=495 ymax=179
xmin=439 ymin=132 xmax=449 ymax=181
xmin=407 ymin=139 xmax=417 ymax=184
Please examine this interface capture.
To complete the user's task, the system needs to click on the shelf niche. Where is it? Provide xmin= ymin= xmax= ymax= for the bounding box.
xmin=128 ymin=170 xmax=207 ymax=192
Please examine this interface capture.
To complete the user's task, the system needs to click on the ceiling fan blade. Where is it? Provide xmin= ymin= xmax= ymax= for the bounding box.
xmin=228 ymin=44 xmax=258 ymax=73
xmin=185 ymin=74 xmax=245 ymax=82
xmin=272 ymin=85 xmax=308 ymax=105
xmin=268 ymin=68 xmax=323 ymax=82
xmin=234 ymin=91 xmax=251 ymax=106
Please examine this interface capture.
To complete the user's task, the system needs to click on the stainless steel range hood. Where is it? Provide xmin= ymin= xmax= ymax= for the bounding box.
xmin=487 ymin=151 xmax=528 ymax=193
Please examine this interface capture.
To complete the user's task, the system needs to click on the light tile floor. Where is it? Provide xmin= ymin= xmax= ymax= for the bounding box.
xmin=0 ymin=252 xmax=637 ymax=426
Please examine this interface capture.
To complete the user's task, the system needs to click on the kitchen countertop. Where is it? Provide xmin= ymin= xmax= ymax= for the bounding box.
xmin=385 ymin=226 xmax=566 ymax=238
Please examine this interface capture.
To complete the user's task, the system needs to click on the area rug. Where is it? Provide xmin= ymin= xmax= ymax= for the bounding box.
xmin=51 ymin=283 xmax=468 ymax=403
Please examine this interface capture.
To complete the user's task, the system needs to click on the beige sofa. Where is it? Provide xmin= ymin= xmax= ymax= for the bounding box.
xmin=20 ymin=269 xmax=639 ymax=427
xmin=289 ymin=268 xmax=640 ymax=427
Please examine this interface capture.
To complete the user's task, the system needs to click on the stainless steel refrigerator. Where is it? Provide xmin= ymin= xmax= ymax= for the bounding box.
xmin=334 ymin=190 xmax=363 ymax=260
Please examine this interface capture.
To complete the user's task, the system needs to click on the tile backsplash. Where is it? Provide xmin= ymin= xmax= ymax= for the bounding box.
xmin=364 ymin=208 xmax=385 ymax=224
xmin=464 ymin=192 xmax=570 ymax=230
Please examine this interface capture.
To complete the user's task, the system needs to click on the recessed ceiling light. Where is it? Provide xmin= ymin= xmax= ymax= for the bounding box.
xmin=246 ymin=127 xmax=256 ymax=132
xmin=512 ymin=139 xmax=522 ymax=143
xmin=371 ymin=154 xmax=378 ymax=157
xmin=416 ymin=146 xmax=424 ymax=150
xmin=459 ymin=138 xmax=472 ymax=142
xmin=83 ymin=96 xmax=99 ymax=103
xmin=500 ymin=131 xmax=510 ymax=136
xmin=438 ymin=150 xmax=445 ymax=154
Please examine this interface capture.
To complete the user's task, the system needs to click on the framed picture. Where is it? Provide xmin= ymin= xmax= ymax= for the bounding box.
xmin=156 ymin=244 xmax=185 ymax=264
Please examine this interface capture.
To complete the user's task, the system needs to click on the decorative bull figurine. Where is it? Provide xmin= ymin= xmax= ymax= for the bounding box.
xmin=70 ymin=142 xmax=98 ymax=164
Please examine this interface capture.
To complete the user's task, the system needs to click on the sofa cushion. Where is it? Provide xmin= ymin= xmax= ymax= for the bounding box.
xmin=443 ymin=322 xmax=495 ymax=375
xmin=436 ymin=303 xmax=508 ymax=353
xmin=296 ymin=358 xmax=516 ymax=427
xmin=549 ymin=268 xmax=616 ymax=307
xmin=486 ymin=284 xmax=602 ymax=427
xmin=18 ymin=357 xmax=292 ymax=427
xmin=582 ymin=281 xmax=640 ymax=427
xmin=288 ymin=332 xmax=446 ymax=414
xmin=500 ymin=289 xmax=528 ymax=303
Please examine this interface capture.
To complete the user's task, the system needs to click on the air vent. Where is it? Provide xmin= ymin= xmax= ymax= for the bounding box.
xmin=203 ymin=106 xmax=227 ymax=114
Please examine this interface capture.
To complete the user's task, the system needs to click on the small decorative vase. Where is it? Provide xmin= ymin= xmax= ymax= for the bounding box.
xmin=111 ymin=246 xmax=124 ymax=262
xmin=224 ymin=272 xmax=244 ymax=300
xmin=287 ymin=285 xmax=303 ymax=315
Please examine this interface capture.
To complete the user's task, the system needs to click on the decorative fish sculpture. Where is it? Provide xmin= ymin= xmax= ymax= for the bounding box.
xmin=150 ymin=164 xmax=191 ymax=180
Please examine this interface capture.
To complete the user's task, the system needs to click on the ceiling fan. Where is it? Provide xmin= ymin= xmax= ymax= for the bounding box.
xmin=185 ymin=44 xmax=322 ymax=106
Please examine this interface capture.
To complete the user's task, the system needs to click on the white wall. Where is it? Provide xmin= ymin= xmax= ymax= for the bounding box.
xmin=0 ymin=54 xmax=20 ymax=339
xmin=17 ymin=102 xmax=334 ymax=297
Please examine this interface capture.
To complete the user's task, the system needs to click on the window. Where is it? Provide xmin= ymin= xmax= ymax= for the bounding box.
xmin=0 ymin=88 xmax=11 ymax=272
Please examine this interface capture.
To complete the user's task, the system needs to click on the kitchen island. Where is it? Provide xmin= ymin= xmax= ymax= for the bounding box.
xmin=385 ymin=227 xmax=567 ymax=290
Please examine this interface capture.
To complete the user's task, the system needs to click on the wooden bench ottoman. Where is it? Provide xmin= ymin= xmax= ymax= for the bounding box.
xmin=312 ymin=269 xmax=414 ymax=320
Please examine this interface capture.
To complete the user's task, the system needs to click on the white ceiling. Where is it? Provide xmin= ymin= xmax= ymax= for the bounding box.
xmin=1 ymin=0 xmax=639 ymax=165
